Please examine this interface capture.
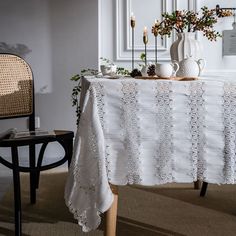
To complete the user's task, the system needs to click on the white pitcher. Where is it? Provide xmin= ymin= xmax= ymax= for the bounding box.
xmin=155 ymin=62 xmax=179 ymax=78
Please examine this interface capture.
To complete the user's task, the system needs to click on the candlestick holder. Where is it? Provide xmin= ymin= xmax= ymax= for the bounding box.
xmin=143 ymin=35 xmax=148 ymax=66
xmin=131 ymin=19 xmax=135 ymax=71
xmin=154 ymin=35 xmax=157 ymax=65
xmin=153 ymin=22 xmax=159 ymax=65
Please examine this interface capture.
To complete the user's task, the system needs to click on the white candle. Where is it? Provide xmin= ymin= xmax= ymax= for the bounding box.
xmin=154 ymin=19 xmax=159 ymax=27
xmin=143 ymin=26 xmax=148 ymax=37
xmin=131 ymin=12 xmax=135 ymax=21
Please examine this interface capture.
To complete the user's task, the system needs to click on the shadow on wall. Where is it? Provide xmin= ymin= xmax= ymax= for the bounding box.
xmin=0 ymin=42 xmax=32 ymax=58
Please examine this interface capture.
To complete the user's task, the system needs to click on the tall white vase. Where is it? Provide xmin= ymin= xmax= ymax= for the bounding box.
xmin=170 ymin=32 xmax=202 ymax=62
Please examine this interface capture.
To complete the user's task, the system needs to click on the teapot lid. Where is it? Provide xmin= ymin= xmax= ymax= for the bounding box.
xmin=178 ymin=55 xmax=199 ymax=68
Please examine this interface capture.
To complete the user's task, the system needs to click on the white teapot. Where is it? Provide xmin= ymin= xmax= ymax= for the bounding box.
xmin=175 ymin=56 xmax=205 ymax=77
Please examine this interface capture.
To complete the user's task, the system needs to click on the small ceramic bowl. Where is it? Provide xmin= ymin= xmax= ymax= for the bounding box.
xmin=100 ymin=65 xmax=117 ymax=76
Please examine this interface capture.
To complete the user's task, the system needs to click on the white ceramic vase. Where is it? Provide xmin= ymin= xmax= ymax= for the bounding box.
xmin=170 ymin=32 xmax=202 ymax=62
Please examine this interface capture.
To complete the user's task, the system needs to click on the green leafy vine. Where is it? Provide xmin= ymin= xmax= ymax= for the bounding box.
xmin=70 ymin=59 xmax=130 ymax=125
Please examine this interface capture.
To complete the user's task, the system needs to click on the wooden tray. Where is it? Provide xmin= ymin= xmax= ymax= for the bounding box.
xmin=135 ymin=76 xmax=198 ymax=81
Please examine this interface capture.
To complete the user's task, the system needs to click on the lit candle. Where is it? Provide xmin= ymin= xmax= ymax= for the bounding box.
xmin=131 ymin=12 xmax=135 ymax=21
xmin=143 ymin=26 xmax=148 ymax=37
xmin=143 ymin=27 xmax=148 ymax=66
xmin=153 ymin=21 xmax=158 ymax=64
xmin=130 ymin=12 xmax=135 ymax=70
xmin=155 ymin=19 xmax=160 ymax=27
xmin=143 ymin=27 xmax=148 ymax=45
xmin=131 ymin=12 xmax=135 ymax=28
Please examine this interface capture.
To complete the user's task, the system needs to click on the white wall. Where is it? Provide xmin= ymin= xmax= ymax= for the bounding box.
xmin=0 ymin=0 xmax=52 ymax=93
xmin=37 ymin=0 xmax=99 ymax=132
xmin=0 ymin=0 xmax=99 ymax=160
xmin=99 ymin=0 xmax=236 ymax=76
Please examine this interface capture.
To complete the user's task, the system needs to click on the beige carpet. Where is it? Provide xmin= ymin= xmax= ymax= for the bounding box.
xmin=1 ymin=172 xmax=236 ymax=236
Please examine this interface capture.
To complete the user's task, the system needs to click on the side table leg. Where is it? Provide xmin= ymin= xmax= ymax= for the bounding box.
xmin=105 ymin=185 xmax=118 ymax=236
xmin=29 ymin=144 xmax=36 ymax=204
xmin=66 ymin=138 xmax=73 ymax=168
xmin=12 ymin=146 xmax=22 ymax=236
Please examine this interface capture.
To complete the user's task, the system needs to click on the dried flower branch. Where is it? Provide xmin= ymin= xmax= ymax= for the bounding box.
xmin=152 ymin=6 xmax=232 ymax=41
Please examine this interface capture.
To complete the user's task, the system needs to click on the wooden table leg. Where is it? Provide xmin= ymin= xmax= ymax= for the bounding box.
xmin=194 ymin=180 xmax=201 ymax=190
xmin=105 ymin=185 xmax=118 ymax=236
xmin=200 ymin=182 xmax=208 ymax=197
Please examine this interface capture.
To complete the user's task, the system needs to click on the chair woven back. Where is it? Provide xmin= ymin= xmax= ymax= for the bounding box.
xmin=0 ymin=54 xmax=33 ymax=118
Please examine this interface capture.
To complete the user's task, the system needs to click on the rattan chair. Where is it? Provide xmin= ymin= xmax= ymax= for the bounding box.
xmin=0 ymin=54 xmax=74 ymax=236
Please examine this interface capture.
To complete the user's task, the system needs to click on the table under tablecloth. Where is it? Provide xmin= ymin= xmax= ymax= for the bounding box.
xmin=65 ymin=76 xmax=236 ymax=232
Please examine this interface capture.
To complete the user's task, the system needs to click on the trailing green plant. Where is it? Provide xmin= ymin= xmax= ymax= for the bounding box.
xmin=140 ymin=52 xmax=146 ymax=61
xmin=70 ymin=68 xmax=99 ymax=125
xmin=117 ymin=67 xmax=130 ymax=75
xmin=70 ymin=59 xmax=131 ymax=125
xmin=137 ymin=52 xmax=148 ymax=68
xmin=71 ymin=82 xmax=81 ymax=125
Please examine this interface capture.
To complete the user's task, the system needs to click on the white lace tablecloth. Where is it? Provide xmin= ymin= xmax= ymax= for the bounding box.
xmin=65 ymin=76 xmax=236 ymax=232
